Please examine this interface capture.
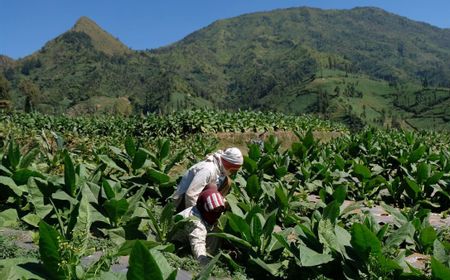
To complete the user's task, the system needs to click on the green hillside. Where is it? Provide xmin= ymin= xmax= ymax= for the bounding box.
xmin=2 ymin=7 xmax=450 ymax=129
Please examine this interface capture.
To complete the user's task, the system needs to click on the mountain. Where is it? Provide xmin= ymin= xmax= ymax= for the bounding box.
xmin=71 ymin=16 xmax=131 ymax=56
xmin=0 ymin=55 xmax=15 ymax=70
xmin=2 ymin=16 xmax=157 ymax=114
xmin=2 ymin=8 xmax=450 ymax=130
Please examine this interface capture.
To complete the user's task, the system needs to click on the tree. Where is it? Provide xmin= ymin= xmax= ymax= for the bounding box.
xmin=0 ymin=74 xmax=10 ymax=100
xmin=422 ymin=76 xmax=429 ymax=88
xmin=113 ymin=97 xmax=133 ymax=116
xmin=18 ymin=79 xmax=40 ymax=112
xmin=0 ymin=74 xmax=11 ymax=111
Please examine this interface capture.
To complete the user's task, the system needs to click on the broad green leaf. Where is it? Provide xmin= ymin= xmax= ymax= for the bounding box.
xmin=417 ymin=162 xmax=430 ymax=183
xmin=122 ymin=187 xmax=146 ymax=222
xmin=7 ymin=141 xmax=20 ymax=171
xmin=273 ymin=232 xmax=297 ymax=259
xmin=335 ymin=155 xmax=345 ymax=170
xmin=427 ymin=171 xmax=444 ymax=185
xmin=225 ymin=194 xmax=244 ymax=217
xmin=243 ymin=156 xmax=257 ymax=174
xmin=19 ymin=147 xmax=40 ymax=169
xmin=0 ymin=258 xmax=45 ymax=280
xmin=159 ymin=140 xmax=170 ymax=160
xmin=102 ymin=180 xmax=116 ymax=200
xmin=318 ymin=219 xmax=341 ymax=254
xmin=248 ymin=144 xmax=261 ymax=161
xmin=377 ymin=224 xmax=389 ymax=241
xmin=275 ymin=184 xmax=288 ymax=208
xmin=104 ymin=198 xmax=129 ymax=225
xmin=164 ymin=149 xmax=186 ymax=174
xmin=335 ymin=224 xmax=352 ymax=248
xmin=263 ymin=211 xmax=277 ymax=238
xmin=260 ymin=157 xmax=275 ymax=172
xmin=323 ymin=201 xmax=340 ymax=223
xmin=226 ymin=213 xmax=252 ymax=242
xmin=246 ymin=174 xmax=260 ymax=196
xmin=195 ymin=253 xmax=221 ymax=280
xmin=377 ymin=254 xmax=403 ymax=275
xmin=405 ymin=177 xmax=420 ymax=200
xmin=110 ymin=146 xmax=124 ymax=157
xmin=250 ymin=213 xmax=263 ymax=248
xmin=408 ymin=145 xmax=426 ymax=163
xmin=77 ymin=164 xmax=88 ymax=182
xmin=105 ymin=227 xmax=126 ymax=245
xmin=160 ymin=202 xmax=175 ymax=227
xmin=299 ymin=245 xmax=333 ymax=267
xmin=132 ymin=148 xmax=147 ymax=170
xmin=0 ymin=175 xmax=23 ymax=196
xmin=381 ymin=202 xmax=408 ymax=226
xmin=303 ymin=129 xmax=314 ymax=149
xmin=420 ymin=226 xmax=437 ymax=248
xmin=52 ymin=190 xmax=78 ymax=205
xmin=0 ymin=209 xmax=19 ymax=227
xmin=12 ymin=169 xmax=45 ymax=185
xmin=72 ymin=194 xmax=92 ymax=252
xmin=350 ymin=223 xmax=381 ymax=261
xmin=333 ymin=185 xmax=347 ymax=204
xmin=39 ymin=221 xmax=65 ymax=280
xmin=0 ymin=165 xmax=12 ymax=176
xmin=208 ymin=232 xmax=252 ymax=249
xmin=433 ymin=240 xmax=449 ymax=264
xmin=99 ymin=155 xmax=126 ymax=173
xmin=125 ymin=136 xmax=136 ymax=158
xmin=127 ymin=240 xmax=176 ymax=280
xmin=63 ymin=150 xmax=76 ymax=196
xmin=249 ymin=256 xmax=283 ymax=276
xmin=117 ymin=240 xmax=161 ymax=256
xmin=27 ymin=178 xmax=53 ymax=219
xmin=88 ymin=203 xmax=109 ymax=225
xmin=385 ymin=222 xmax=415 ymax=247
xmin=275 ymin=166 xmax=288 ymax=179
xmin=291 ymin=142 xmax=305 ymax=159
xmin=21 ymin=213 xmax=41 ymax=227
xmin=431 ymin=257 xmax=450 ymax=280
xmin=353 ymin=164 xmax=371 ymax=180
xmin=147 ymin=168 xmax=170 ymax=184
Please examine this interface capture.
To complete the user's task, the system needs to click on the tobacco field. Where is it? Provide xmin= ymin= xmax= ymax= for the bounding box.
xmin=0 ymin=110 xmax=450 ymax=280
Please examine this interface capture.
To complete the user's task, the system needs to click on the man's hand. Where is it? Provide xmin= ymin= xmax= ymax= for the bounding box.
xmin=219 ymin=176 xmax=232 ymax=196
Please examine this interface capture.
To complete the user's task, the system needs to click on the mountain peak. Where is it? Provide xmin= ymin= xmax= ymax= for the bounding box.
xmin=70 ymin=16 xmax=130 ymax=56
xmin=73 ymin=16 xmax=99 ymax=31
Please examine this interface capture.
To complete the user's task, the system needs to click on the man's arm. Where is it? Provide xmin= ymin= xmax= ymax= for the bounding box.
xmin=184 ymin=169 xmax=211 ymax=208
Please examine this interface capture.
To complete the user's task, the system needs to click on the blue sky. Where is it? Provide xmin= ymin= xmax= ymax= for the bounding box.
xmin=1 ymin=0 xmax=449 ymax=59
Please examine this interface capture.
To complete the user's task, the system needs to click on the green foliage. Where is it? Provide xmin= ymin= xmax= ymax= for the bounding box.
xmin=127 ymin=240 xmax=177 ymax=280
xmin=2 ymin=112 xmax=450 ymax=279
xmin=18 ymin=79 xmax=40 ymax=113
xmin=5 ymin=8 xmax=450 ymax=129
xmin=0 ymin=74 xmax=11 ymax=101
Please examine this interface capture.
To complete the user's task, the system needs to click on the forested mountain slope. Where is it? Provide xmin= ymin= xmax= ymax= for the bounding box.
xmin=2 ymin=7 xmax=450 ymax=129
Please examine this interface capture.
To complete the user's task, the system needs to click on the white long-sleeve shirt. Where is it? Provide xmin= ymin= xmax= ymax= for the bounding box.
xmin=172 ymin=155 xmax=223 ymax=209
xmin=170 ymin=206 xmax=211 ymax=260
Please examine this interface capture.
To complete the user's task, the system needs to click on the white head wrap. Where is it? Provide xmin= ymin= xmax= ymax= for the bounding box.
xmin=221 ymin=147 xmax=243 ymax=166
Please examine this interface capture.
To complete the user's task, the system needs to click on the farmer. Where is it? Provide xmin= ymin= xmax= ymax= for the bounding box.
xmin=171 ymin=147 xmax=243 ymax=211
xmin=170 ymin=185 xmax=226 ymax=265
